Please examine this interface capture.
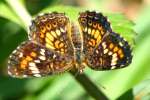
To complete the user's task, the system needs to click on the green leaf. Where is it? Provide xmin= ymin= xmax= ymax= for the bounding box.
xmin=0 ymin=76 xmax=27 ymax=99
xmin=0 ymin=1 xmax=24 ymax=28
xmin=0 ymin=18 xmax=27 ymax=63
xmin=106 ymin=13 xmax=136 ymax=46
xmin=35 ymin=74 xmax=92 ymax=100
xmin=133 ymin=80 xmax=150 ymax=100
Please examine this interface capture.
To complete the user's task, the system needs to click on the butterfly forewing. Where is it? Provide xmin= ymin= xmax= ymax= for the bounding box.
xmin=8 ymin=41 xmax=73 ymax=77
xmin=29 ymin=12 xmax=74 ymax=55
xmin=78 ymin=11 xmax=111 ymax=55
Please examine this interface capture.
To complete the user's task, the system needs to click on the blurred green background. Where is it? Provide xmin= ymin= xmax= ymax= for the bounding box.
xmin=0 ymin=0 xmax=150 ymax=100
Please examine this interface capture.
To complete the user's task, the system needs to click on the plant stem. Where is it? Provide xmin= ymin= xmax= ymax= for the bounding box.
xmin=70 ymin=71 xmax=108 ymax=100
xmin=5 ymin=0 xmax=31 ymax=30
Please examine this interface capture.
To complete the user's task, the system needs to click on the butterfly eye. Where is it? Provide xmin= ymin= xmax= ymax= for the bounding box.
xmin=52 ymin=21 xmax=57 ymax=27
xmin=46 ymin=23 xmax=51 ymax=29
xmin=88 ymin=20 xmax=92 ymax=26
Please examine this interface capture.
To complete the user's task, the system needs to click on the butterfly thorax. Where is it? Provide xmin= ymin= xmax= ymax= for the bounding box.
xmin=71 ymin=23 xmax=85 ymax=70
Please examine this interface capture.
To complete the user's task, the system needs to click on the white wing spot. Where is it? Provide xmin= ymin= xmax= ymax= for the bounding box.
xmin=32 ymin=70 xmax=40 ymax=74
xmin=8 ymin=70 xmax=12 ymax=75
xmin=104 ymin=49 xmax=108 ymax=54
xmin=96 ymin=50 xmax=99 ymax=54
xmin=108 ymin=51 xmax=113 ymax=55
xmin=33 ymin=74 xmax=41 ymax=77
xmin=29 ymin=62 xmax=36 ymax=67
xmin=23 ymin=75 xmax=28 ymax=77
xmin=56 ymin=29 xmax=61 ymax=36
xmin=111 ymin=66 xmax=116 ymax=69
xmin=39 ymin=56 xmax=46 ymax=60
xmin=19 ymin=52 xmax=23 ymax=58
xmin=60 ymin=27 xmax=65 ymax=33
xmin=102 ymin=42 xmax=106 ymax=49
xmin=12 ymin=50 xmax=17 ymax=53
xmin=84 ymin=27 xmax=87 ymax=32
xmin=29 ymin=63 xmax=40 ymax=74
xmin=53 ymin=54 xmax=56 ymax=58
xmin=34 ymin=60 xmax=40 ymax=63
xmin=41 ymin=49 xmax=45 ymax=53
xmin=119 ymin=42 xmax=123 ymax=47
xmin=112 ymin=53 xmax=117 ymax=58
xmin=111 ymin=62 xmax=117 ymax=66
xmin=40 ymin=49 xmax=45 ymax=56
xmin=112 ymin=57 xmax=118 ymax=62
xmin=88 ymin=28 xmax=91 ymax=34
xmin=111 ymin=53 xmax=118 ymax=66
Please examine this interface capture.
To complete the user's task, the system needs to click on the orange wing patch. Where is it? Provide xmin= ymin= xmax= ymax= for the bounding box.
xmin=29 ymin=12 xmax=73 ymax=55
xmin=20 ymin=56 xmax=33 ymax=69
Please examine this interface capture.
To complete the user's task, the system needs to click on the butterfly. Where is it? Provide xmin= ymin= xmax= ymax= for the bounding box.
xmin=8 ymin=11 xmax=132 ymax=77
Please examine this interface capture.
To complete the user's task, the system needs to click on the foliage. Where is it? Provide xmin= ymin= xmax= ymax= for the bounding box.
xmin=0 ymin=0 xmax=150 ymax=100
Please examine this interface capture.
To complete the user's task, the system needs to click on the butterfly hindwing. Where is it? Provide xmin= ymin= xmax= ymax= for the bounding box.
xmin=86 ymin=31 xmax=132 ymax=70
xmin=8 ymin=41 xmax=73 ymax=77
xmin=78 ymin=11 xmax=111 ymax=55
